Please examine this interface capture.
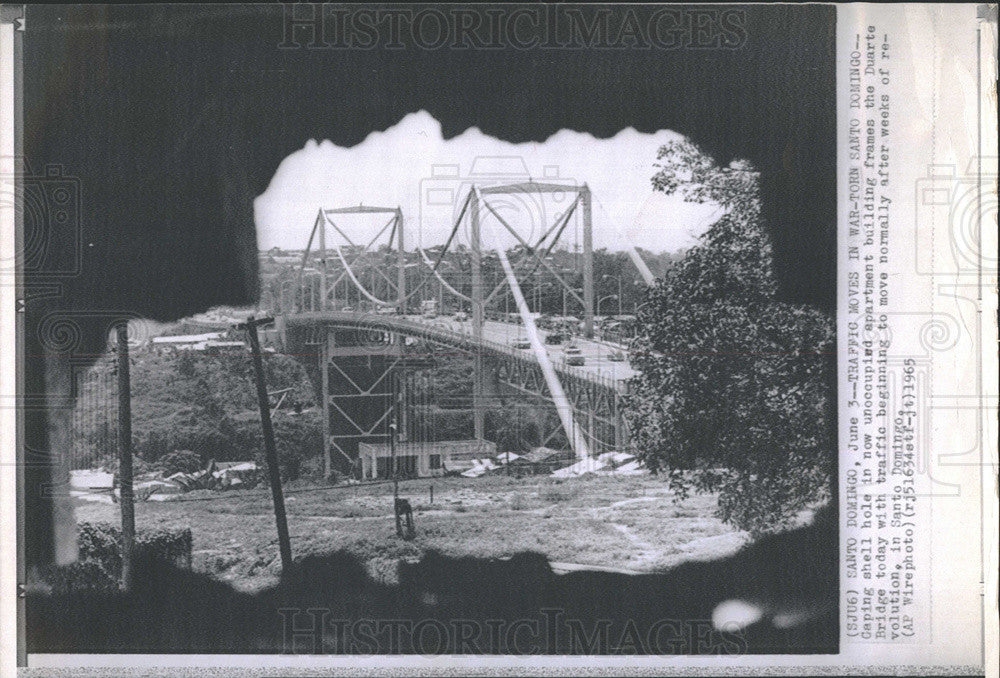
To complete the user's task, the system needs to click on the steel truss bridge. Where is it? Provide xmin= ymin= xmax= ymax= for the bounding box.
xmin=269 ymin=182 xmax=655 ymax=477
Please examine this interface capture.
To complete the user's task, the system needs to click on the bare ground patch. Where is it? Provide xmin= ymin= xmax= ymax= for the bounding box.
xmin=74 ymin=474 xmax=745 ymax=591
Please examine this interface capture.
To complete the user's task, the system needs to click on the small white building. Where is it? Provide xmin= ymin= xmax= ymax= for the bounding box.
xmin=150 ymin=332 xmax=225 ymax=353
xmin=359 ymin=439 xmax=498 ymax=479
xmin=202 ymin=340 xmax=247 ymax=355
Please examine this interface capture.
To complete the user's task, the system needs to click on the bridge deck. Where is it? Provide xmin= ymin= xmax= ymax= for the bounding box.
xmin=283 ymin=312 xmax=636 ymax=393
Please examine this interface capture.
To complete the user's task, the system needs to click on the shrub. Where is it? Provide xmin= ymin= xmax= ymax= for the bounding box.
xmin=540 ymin=485 xmax=576 ymax=503
xmin=40 ymin=522 xmax=194 ymax=593
xmin=43 ymin=559 xmax=120 ymax=596
xmin=234 ymin=410 xmax=322 ymax=481
xmin=156 ymin=449 xmax=203 ymax=475
xmin=79 ymin=521 xmax=192 ymax=574
xmin=78 ymin=350 xmax=321 ymax=470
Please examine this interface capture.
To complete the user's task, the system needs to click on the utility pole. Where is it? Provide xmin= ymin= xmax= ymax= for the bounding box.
xmin=390 ymin=421 xmax=400 ymax=532
xmin=238 ymin=316 xmax=293 ymax=572
xmin=115 ymin=323 xmax=135 ymax=592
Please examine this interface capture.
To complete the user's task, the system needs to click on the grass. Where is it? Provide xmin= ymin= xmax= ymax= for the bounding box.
xmin=73 ymin=474 xmax=747 ymax=592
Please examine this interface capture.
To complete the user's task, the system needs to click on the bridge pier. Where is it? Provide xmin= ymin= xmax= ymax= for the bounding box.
xmin=613 ymin=386 xmax=627 ymax=453
xmin=279 ymin=321 xmax=404 ymax=478
xmin=319 ymin=338 xmax=331 ymax=477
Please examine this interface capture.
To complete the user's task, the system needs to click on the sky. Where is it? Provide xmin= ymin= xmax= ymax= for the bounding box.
xmin=254 ymin=110 xmax=723 ymax=255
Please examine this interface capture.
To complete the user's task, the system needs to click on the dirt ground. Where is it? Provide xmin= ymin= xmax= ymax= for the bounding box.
xmin=74 ymin=474 xmax=749 ymax=592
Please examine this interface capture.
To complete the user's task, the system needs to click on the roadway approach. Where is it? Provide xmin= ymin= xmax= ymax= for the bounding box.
xmin=409 ymin=315 xmax=637 ymax=384
xmin=282 ymin=310 xmax=637 ymax=391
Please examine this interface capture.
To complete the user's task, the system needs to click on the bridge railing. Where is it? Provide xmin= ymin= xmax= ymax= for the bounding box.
xmin=283 ymin=311 xmax=630 ymax=394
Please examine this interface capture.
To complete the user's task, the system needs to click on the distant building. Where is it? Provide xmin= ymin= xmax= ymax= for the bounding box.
xmin=202 ymin=340 xmax=247 ymax=356
xmin=359 ymin=439 xmax=497 ymax=479
xmin=148 ymin=333 xmax=248 ymax=355
xmin=150 ymin=332 xmax=225 ymax=353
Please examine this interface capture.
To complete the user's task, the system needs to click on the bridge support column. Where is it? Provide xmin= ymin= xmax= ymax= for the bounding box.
xmin=470 ymin=189 xmax=485 ymax=440
xmin=581 ymin=184 xmax=594 ymax=338
xmin=614 ymin=392 xmax=625 ymax=453
xmin=312 ymin=326 xmax=401 ymax=478
xmin=317 ymin=210 xmax=327 ymax=312
xmin=320 ymin=337 xmax=331 ymax=477
xmin=396 ymin=207 xmax=405 ymax=313
xmin=396 ymin=351 xmax=408 ymax=443
xmin=587 ymin=406 xmax=596 ymax=461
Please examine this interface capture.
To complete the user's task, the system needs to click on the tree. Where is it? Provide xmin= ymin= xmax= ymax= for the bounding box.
xmin=75 ymin=351 xmax=322 ymax=479
xmin=625 ymin=140 xmax=835 ymax=535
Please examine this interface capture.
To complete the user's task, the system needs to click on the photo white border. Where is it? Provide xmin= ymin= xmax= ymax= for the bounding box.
xmin=1 ymin=3 xmax=996 ymax=676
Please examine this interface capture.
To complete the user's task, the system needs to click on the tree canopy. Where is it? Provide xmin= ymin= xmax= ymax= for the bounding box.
xmin=625 ymin=140 xmax=835 ymax=535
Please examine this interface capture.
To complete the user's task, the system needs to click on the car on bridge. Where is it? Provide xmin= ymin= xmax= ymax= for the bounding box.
xmin=420 ymin=299 xmax=439 ymax=319
xmin=513 ymin=336 xmax=531 ymax=350
xmin=563 ymin=343 xmax=585 ymax=366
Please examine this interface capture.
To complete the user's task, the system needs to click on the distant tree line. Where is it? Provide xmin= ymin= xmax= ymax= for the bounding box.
xmin=73 ymin=351 xmax=321 ymax=480
xmin=259 ymin=244 xmax=683 ymax=317
xmin=73 ymin=346 xmax=568 ymax=482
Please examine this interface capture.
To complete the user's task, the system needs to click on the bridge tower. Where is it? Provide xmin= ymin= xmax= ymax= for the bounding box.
xmin=280 ymin=186 xmax=631 ymax=474
xmin=476 ymin=182 xmax=595 ymax=338
xmin=293 ymin=206 xmax=410 ymax=476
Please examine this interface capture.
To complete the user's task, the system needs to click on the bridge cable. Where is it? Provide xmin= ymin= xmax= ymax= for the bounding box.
xmin=395 ymin=190 xmax=474 ymax=307
xmin=592 ymin=192 xmax=656 ymax=286
xmin=328 ymin=242 xmax=396 ymax=306
xmin=483 ymin=194 xmax=580 ymax=307
xmin=415 ymin=247 xmax=472 ymax=303
xmin=321 ymin=211 xmax=406 ymax=307
xmin=476 ymin=186 xmax=591 ymax=463
xmin=294 ymin=211 xmax=322 ymax=311
xmin=316 ymin=193 xmax=475 ymax=311
xmin=314 ymin=213 xmax=395 ymax=297
xmin=482 ymin=196 xmax=579 ymax=306
xmin=478 ymin=195 xmax=586 ymax=309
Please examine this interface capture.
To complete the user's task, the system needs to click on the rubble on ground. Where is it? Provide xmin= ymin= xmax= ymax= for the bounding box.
xmin=73 ymin=458 xmax=261 ymax=502
xmin=460 ymin=458 xmax=499 ymax=478
xmin=551 ymin=451 xmax=647 ymax=478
